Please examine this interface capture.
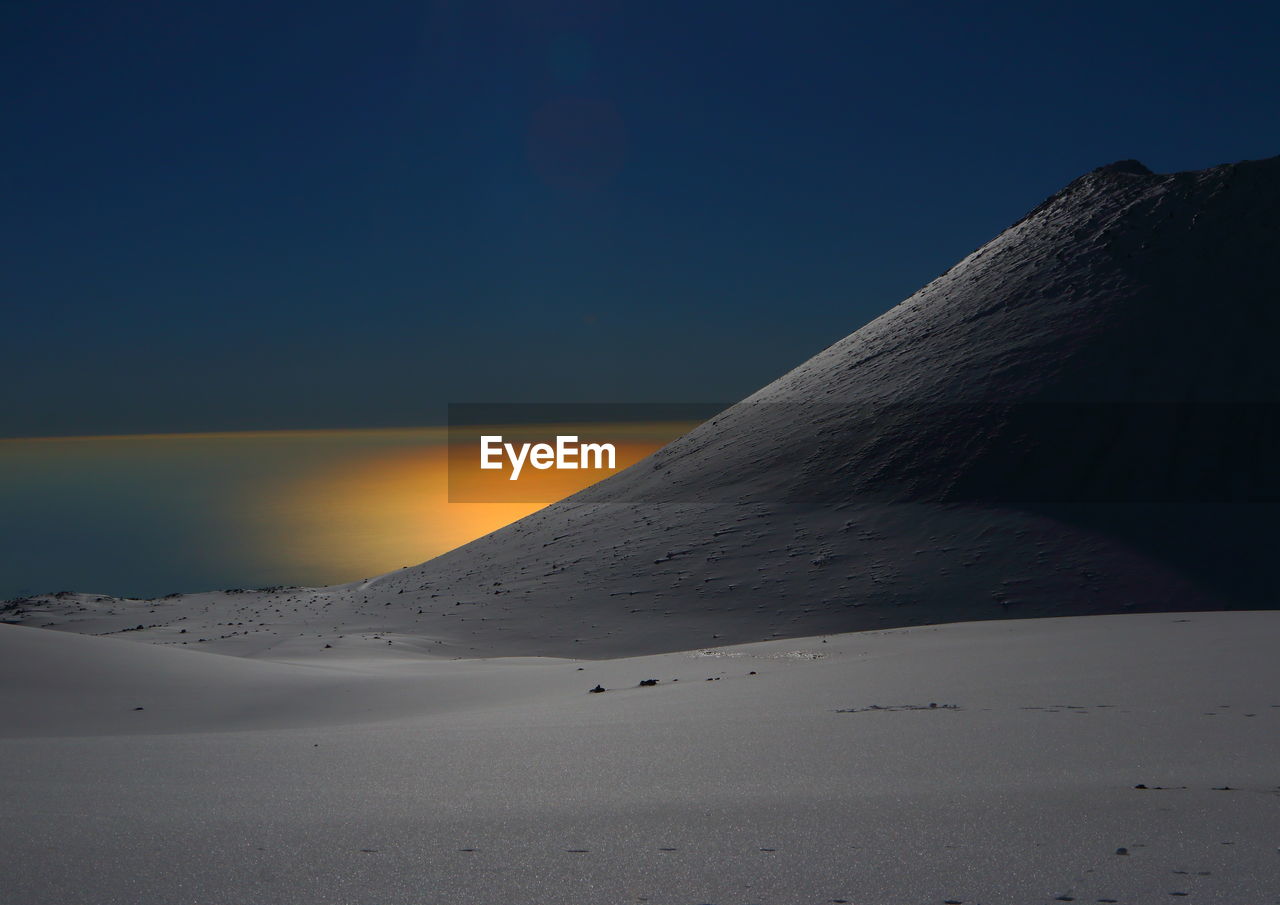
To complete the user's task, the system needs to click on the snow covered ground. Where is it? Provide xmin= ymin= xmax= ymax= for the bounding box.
xmin=2 ymin=611 xmax=1278 ymax=904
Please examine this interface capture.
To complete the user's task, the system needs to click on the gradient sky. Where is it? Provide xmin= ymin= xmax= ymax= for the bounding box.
xmin=4 ymin=0 xmax=1279 ymax=438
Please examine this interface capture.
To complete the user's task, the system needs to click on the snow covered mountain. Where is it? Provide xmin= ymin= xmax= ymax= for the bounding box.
xmin=9 ymin=156 xmax=1279 ymax=658
xmin=334 ymin=154 xmax=1279 ymax=655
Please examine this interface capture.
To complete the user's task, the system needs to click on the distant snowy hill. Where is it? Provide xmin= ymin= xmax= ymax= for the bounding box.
xmin=9 ymin=156 xmax=1279 ymax=657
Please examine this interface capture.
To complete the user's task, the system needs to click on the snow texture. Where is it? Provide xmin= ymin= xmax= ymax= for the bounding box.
xmin=3 ymin=612 xmax=1280 ymax=904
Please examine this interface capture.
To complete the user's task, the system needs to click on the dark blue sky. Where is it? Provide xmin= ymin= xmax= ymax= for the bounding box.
xmin=4 ymin=1 xmax=1278 ymax=437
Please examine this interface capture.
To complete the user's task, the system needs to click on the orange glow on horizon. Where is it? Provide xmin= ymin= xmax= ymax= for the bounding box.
xmin=246 ymin=422 xmax=698 ymax=583
xmin=0 ymin=423 xmax=701 ymax=591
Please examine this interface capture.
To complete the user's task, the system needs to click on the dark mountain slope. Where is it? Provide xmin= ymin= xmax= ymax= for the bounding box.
xmin=11 ymin=157 xmax=1278 ymax=657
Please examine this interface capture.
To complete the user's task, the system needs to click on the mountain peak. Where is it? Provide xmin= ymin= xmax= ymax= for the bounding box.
xmin=1093 ymin=159 xmax=1153 ymax=176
